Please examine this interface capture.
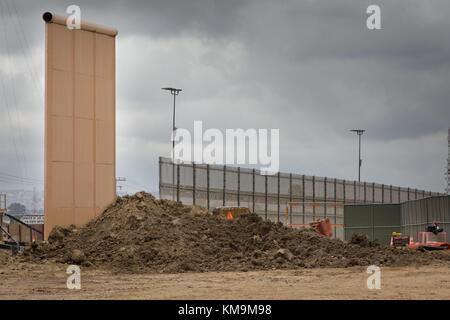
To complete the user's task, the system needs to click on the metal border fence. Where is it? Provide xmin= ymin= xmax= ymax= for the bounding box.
xmin=401 ymin=196 xmax=450 ymax=242
xmin=159 ymin=156 xmax=442 ymax=239
xmin=344 ymin=203 xmax=402 ymax=245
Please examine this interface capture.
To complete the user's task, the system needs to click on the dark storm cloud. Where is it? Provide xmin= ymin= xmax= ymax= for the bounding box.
xmin=0 ymin=0 xmax=449 ymax=193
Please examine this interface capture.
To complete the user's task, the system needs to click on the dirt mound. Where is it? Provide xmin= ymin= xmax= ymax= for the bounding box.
xmin=350 ymin=233 xmax=378 ymax=247
xmin=23 ymin=192 xmax=443 ymax=273
xmin=0 ymin=250 xmax=11 ymax=264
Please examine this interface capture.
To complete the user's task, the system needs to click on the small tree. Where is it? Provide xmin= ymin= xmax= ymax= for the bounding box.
xmin=7 ymin=202 xmax=26 ymax=216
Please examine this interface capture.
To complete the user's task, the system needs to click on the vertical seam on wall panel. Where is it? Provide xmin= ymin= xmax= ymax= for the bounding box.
xmin=113 ymin=34 xmax=116 ymax=200
xmin=44 ymin=24 xmax=52 ymax=238
xmin=72 ymin=29 xmax=75 ymax=221
xmin=93 ymin=32 xmax=97 ymax=216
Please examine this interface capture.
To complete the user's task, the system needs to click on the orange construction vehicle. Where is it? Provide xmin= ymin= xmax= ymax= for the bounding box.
xmin=408 ymin=222 xmax=450 ymax=251
xmin=212 ymin=206 xmax=251 ymax=221
xmin=309 ymin=218 xmax=333 ymax=237
xmin=391 ymin=222 xmax=450 ymax=251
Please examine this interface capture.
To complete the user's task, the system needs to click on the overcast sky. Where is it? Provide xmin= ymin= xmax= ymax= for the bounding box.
xmin=0 ymin=0 xmax=449 ymax=195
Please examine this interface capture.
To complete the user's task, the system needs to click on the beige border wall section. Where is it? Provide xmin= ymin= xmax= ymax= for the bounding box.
xmin=44 ymin=13 xmax=117 ymax=239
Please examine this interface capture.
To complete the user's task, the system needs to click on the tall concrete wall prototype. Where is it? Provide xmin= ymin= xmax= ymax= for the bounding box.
xmin=43 ymin=13 xmax=117 ymax=239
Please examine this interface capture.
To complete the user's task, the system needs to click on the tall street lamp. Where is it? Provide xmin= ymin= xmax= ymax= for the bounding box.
xmin=162 ymin=87 xmax=182 ymax=201
xmin=350 ymin=129 xmax=365 ymax=183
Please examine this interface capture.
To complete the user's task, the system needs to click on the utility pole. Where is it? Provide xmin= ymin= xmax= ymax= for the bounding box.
xmin=162 ymin=87 xmax=182 ymax=201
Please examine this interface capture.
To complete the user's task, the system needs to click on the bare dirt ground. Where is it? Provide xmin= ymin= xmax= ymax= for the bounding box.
xmin=2 ymin=194 xmax=449 ymax=300
xmin=1 ymin=260 xmax=449 ymax=300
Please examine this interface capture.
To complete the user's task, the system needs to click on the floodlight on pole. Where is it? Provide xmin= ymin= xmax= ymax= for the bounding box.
xmin=162 ymin=87 xmax=182 ymax=201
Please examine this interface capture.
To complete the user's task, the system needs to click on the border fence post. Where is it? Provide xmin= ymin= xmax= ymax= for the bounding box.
xmin=207 ymin=164 xmax=210 ymax=210
xmin=277 ymin=172 xmax=280 ymax=222
xmin=372 ymin=182 xmax=376 ymax=203
xmin=382 ymin=184 xmax=385 ymax=203
xmin=223 ymin=165 xmax=226 ymax=206
xmin=343 ymin=179 xmax=346 ymax=204
xmin=237 ymin=167 xmax=241 ymax=207
xmin=158 ymin=157 xmax=162 ymax=197
xmin=289 ymin=174 xmax=293 ymax=204
xmin=334 ymin=178 xmax=337 ymax=237
xmin=324 ymin=177 xmax=327 ymax=217
xmin=176 ymin=163 xmax=180 ymax=202
xmin=302 ymin=175 xmax=305 ymax=224
xmin=193 ymin=163 xmax=196 ymax=205
xmin=312 ymin=176 xmax=316 ymax=220
xmin=252 ymin=169 xmax=255 ymax=213
xmin=364 ymin=181 xmax=367 ymax=203
xmin=265 ymin=175 xmax=268 ymax=220
xmin=289 ymin=173 xmax=293 ymax=225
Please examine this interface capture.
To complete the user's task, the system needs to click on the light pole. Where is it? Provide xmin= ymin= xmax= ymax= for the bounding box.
xmin=350 ymin=129 xmax=365 ymax=182
xmin=350 ymin=129 xmax=365 ymax=202
xmin=162 ymin=87 xmax=182 ymax=200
